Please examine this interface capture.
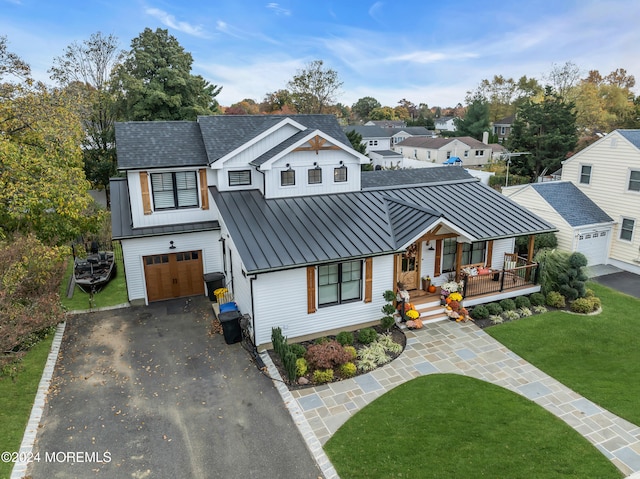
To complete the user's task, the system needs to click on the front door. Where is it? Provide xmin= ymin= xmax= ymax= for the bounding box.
xmin=399 ymin=243 xmax=420 ymax=290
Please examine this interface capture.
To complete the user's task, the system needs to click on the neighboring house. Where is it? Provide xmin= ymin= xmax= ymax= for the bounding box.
xmin=492 ymin=115 xmax=515 ymax=142
xmin=112 ymin=114 xmax=555 ymax=349
xmin=489 ymin=143 xmax=507 ymax=162
xmin=368 ymin=149 xmax=404 ymax=169
xmin=503 ymin=181 xmax=615 ymax=265
xmin=434 ymin=116 xmax=457 ymax=132
xmin=394 ymin=136 xmax=492 ymax=166
xmin=559 ymin=129 xmax=640 ymax=273
xmin=364 ymin=120 xmax=406 ymax=128
xmin=344 ymin=125 xmax=434 ymax=154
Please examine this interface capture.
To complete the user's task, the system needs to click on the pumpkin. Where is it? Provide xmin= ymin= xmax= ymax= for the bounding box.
xmin=428 ymin=284 xmax=436 ymax=293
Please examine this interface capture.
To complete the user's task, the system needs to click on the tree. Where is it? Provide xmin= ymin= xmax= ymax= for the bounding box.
xmin=468 ymin=75 xmax=543 ymax=122
xmin=287 ymin=60 xmax=342 ymax=114
xmin=544 ymin=61 xmax=581 ymax=103
xmin=508 ymin=86 xmax=578 ymax=179
xmin=225 ymin=98 xmax=259 ymax=115
xmin=369 ymin=106 xmax=396 ymax=121
xmin=453 ymin=93 xmax=490 ymax=139
xmin=260 ymin=89 xmax=296 ymax=113
xmin=50 ymin=32 xmax=124 ymax=206
xmin=345 ymin=129 xmax=367 ymax=155
xmin=352 ymin=96 xmax=381 ymax=121
xmin=113 ymin=28 xmax=222 ymax=121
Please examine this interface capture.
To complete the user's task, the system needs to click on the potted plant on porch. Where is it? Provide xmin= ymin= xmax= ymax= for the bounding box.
xmin=421 ymin=275 xmax=431 ymax=292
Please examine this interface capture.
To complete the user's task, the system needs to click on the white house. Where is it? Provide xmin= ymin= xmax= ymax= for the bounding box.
xmin=394 ymin=136 xmax=492 ymax=167
xmin=112 ymin=114 xmax=556 ymax=349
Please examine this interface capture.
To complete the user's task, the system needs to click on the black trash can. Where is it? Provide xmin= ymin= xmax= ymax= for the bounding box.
xmin=203 ymin=272 xmax=225 ymax=301
xmin=218 ymin=310 xmax=242 ymax=344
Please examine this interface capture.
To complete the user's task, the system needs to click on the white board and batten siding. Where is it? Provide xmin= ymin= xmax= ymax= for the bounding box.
xmin=490 ymin=238 xmax=515 ymax=269
xmin=121 ymin=230 xmax=222 ymax=303
xmin=251 ymin=255 xmax=395 ymax=348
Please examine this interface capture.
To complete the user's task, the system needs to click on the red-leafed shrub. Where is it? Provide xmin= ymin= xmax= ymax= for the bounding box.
xmin=305 ymin=340 xmax=351 ymax=370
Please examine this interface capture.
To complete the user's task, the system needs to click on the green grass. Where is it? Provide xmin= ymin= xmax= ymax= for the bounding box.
xmin=0 ymin=335 xmax=54 ymax=479
xmin=486 ymin=282 xmax=640 ymax=426
xmin=60 ymin=244 xmax=128 ymax=311
xmin=325 ymin=374 xmax=621 ymax=479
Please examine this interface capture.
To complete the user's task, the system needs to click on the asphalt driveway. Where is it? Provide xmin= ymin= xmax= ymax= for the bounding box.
xmin=28 ymin=296 xmax=323 ymax=479
xmin=592 ymin=271 xmax=640 ymax=299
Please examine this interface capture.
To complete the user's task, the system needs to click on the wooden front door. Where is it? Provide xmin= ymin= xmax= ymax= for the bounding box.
xmin=399 ymin=242 xmax=421 ymax=290
xmin=144 ymin=250 xmax=204 ymax=302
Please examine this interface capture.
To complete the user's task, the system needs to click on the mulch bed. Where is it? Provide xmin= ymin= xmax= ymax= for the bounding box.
xmin=268 ymin=325 xmax=407 ymax=391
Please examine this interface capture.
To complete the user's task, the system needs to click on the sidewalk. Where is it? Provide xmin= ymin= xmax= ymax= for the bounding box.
xmin=264 ymin=319 xmax=640 ymax=478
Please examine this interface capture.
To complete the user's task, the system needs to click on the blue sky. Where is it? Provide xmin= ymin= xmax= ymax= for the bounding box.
xmin=2 ymin=0 xmax=640 ymax=108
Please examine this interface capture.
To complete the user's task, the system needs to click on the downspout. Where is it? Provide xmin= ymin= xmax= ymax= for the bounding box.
xmin=245 ymin=274 xmax=265 ymax=370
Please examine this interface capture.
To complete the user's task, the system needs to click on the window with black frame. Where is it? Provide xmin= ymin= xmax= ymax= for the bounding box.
xmin=318 ymin=261 xmax=362 ymax=306
xmin=442 ymin=239 xmax=486 ymax=272
xmin=150 ymin=171 xmax=199 ymax=210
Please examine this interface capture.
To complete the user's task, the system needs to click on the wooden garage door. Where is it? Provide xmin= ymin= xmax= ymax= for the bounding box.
xmin=144 ymin=250 xmax=204 ymax=302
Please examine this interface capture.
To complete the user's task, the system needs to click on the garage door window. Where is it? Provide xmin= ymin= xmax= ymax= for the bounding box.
xmin=146 ymin=255 xmax=169 ymax=265
xmin=620 ymin=218 xmax=635 ymax=241
xmin=151 ymin=172 xmax=199 ymax=210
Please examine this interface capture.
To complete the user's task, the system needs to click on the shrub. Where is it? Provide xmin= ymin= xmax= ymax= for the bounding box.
xmin=380 ymin=315 xmax=395 ymax=331
xmin=376 ymin=333 xmax=403 ymax=354
xmin=313 ymin=368 xmax=334 ymax=384
xmin=283 ymin=351 xmax=297 ymax=382
xmin=338 ymin=362 xmax=357 ymax=378
xmin=358 ymin=342 xmax=390 ymax=366
xmin=529 ymin=292 xmax=546 ymax=306
xmin=501 ymin=310 xmax=520 ymax=321
xmin=336 ymin=331 xmax=354 ymax=346
xmin=381 ymin=303 xmax=396 ymax=315
xmin=546 ymin=291 xmax=566 ymax=308
xmin=305 ymin=340 xmax=351 ymax=370
xmin=514 ymin=296 xmax=531 ymax=309
xmin=489 ymin=315 xmax=504 ymax=324
xmin=532 ymin=305 xmax=548 ymax=314
xmin=570 ymin=297 xmax=593 ymax=314
xmin=271 ymin=327 xmax=285 ymax=357
xmin=585 ymin=288 xmax=595 ymax=298
xmin=588 ymin=296 xmax=602 ymax=311
xmin=470 ymin=305 xmax=489 ymax=320
xmin=314 ymin=336 xmax=330 ymax=345
xmin=383 ymin=290 xmax=397 ymax=302
xmin=485 ymin=303 xmax=503 ymax=315
xmin=499 ymin=299 xmax=516 ymax=311
xmin=296 ymin=357 xmax=308 ymax=377
xmin=559 ymin=284 xmax=580 ymax=302
xmin=343 ymin=345 xmax=357 ymax=360
xmin=357 ymin=327 xmax=378 ymax=345
xmin=289 ymin=343 xmax=307 ymax=359
xmin=517 ymin=307 xmax=532 ymax=318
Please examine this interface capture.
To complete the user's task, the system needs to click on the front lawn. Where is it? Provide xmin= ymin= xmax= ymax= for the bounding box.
xmin=325 ymin=374 xmax=621 ymax=479
xmin=0 ymin=334 xmax=54 ymax=479
xmin=486 ymin=282 xmax=640 ymax=426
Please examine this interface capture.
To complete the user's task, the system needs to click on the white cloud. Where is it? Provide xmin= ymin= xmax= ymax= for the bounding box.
xmin=266 ymin=3 xmax=291 ymax=16
xmin=145 ymin=8 xmax=208 ymax=38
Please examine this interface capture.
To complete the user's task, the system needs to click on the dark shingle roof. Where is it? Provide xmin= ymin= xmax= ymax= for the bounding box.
xmin=344 ymin=125 xmax=435 ymax=139
xmin=115 ymin=122 xmax=208 ymax=170
xmin=211 ymin=179 xmax=556 ymax=274
xmin=618 ymin=129 xmax=640 ymax=149
xmin=362 ymin=167 xmax=474 ymax=189
xmin=110 ymin=178 xmax=219 ymax=240
xmin=531 ymin=181 xmax=613 ymax=227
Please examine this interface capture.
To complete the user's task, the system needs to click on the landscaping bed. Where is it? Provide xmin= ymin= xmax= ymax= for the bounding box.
xmin=268 ymin=325 xmax=406 ymax=390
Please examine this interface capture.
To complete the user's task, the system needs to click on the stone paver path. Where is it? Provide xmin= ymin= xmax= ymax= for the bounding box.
xmin=264 ymin=319 xmax=640 ymax=478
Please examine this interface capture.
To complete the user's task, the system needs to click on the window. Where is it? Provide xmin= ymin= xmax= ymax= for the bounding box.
xmin=414 ymin=149 xmax=417 ymax=158
xmin=442 ymin=239 xmax=486 ymax=272
xmin=151 ymin=171 xmax=198 ymax=210
xmin=446 ymin=151 xmax=452 ymax=159
xmin=501 ymin=126 xmax=506 ymax=135
xmin=464 ymin=150 xmax=469 ymax=158
xmin=427 ymin=151 xmax=431 ymax=159
xmin=628 ymin=170 xmax=640 ymax=192
xmin=334 ymin=166 xmax=347 ymax=182
xmin=369 ymin=140 xmax=378 ymax=146
xmin=281 ymin=169 xmax=295 ymax=186
xmin=620 ymin=218 xmax=635 ymax=241
xmin=318 ymin=261 xmax=362 ymax=306
xmin=475 ymin=150 xmax=485 ymax=157
xmin=580 ymin=165 xmax=592 ymax=185
xmin=228 ymin=170 xmax=251 ymax=186
xmin=308 ymin=167 xmax=322 ymax=185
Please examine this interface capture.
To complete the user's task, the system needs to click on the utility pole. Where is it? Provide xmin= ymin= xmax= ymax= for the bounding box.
xmin=501 ymin=150 xmax=532 ymax=187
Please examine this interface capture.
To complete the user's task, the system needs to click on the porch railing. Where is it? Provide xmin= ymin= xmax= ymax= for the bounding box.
xmin=461 ymin=254 xmax=539 ymax=298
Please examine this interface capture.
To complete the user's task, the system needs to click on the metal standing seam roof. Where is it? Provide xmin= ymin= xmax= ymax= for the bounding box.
xmin=211 ymin=178 xmax=557 ymax=274
xmin=530 ymin=182 xmax=614 ymax=227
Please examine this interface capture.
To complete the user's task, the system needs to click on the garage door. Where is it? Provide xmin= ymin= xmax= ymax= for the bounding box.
xmin=576 ymin=230 xmax=609 ymax=265
xmin=144 ymin=250 xmax=204 ymax=302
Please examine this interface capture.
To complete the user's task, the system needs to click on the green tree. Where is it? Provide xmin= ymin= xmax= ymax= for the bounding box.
xmin=453 ymin=93 xmax=490 ymax=139
xmin=369 ymin=106 xmax=396 ymax=120
xmin=345 ymin=129 xmax=367 ymax=155
xmin=50 ymin=32 xmax=124 ymax=206
xmin=508 ymin=86 xmax=578 ymax=179
xmin=352 ymin=96 xmax=381 ymax=121
xmin=260 ymin=89 xmax=295 ymax=113
xmin=113 ymin=28 xmax=221 ymax=121
xmin=287 ymin=60 xmax=342 ymax=114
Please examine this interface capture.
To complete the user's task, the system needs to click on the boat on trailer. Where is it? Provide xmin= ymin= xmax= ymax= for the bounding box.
xmin=74 ymin=251 xmax=116 ymax=293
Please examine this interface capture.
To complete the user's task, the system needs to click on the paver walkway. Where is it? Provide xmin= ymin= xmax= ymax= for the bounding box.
xmin=264 ymin=319 xmax=640 ymax=478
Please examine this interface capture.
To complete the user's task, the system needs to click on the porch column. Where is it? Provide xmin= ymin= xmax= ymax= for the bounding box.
xmin=526 ymin=235 xmax=536 ymax=281
xmin=455 ymin=241 xmax=463 ymax=281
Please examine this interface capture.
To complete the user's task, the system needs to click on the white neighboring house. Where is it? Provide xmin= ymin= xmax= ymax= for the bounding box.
xmin=394 ymin=136 xmax=492 ymax=167
xmin=344 ymin=125 xmax=434 ymax=154
xmin=503 ymin=181 xmax=614 ymax=265
xmin=112 ymin=114 xmax=555 ymax=349
xmin=434 ymin=116 xmax=457 ymax=132
xmin=559 ymin=129 xmax=640 ymax=273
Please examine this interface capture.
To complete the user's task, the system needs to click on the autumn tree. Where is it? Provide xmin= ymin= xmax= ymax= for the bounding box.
xmin=352 ymin=96 xmax=381 ymax=122
xmin=287 ymin=60 xmax=342 ymax=114
xmin=508 ymin=86 xmax=578 ymax=179
xmin=225 ymin=98 xmax=260 ymax=115
xmin=453 ymin=92 xmax=490 ymax=139
xmin=50 ymin=32 xmax=124 ymax=206
xmin=544 ymin=61 xmax=581 ymax=103
xmin=113 ymin=28 xmax=222 ymax=121
xmin=468 ymin=75 xmax=542 ymax=122
xmin=260 ymin=89 xmax=296 ymax=113
xmin=369 ymin=106 xmax=396 ymax=121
